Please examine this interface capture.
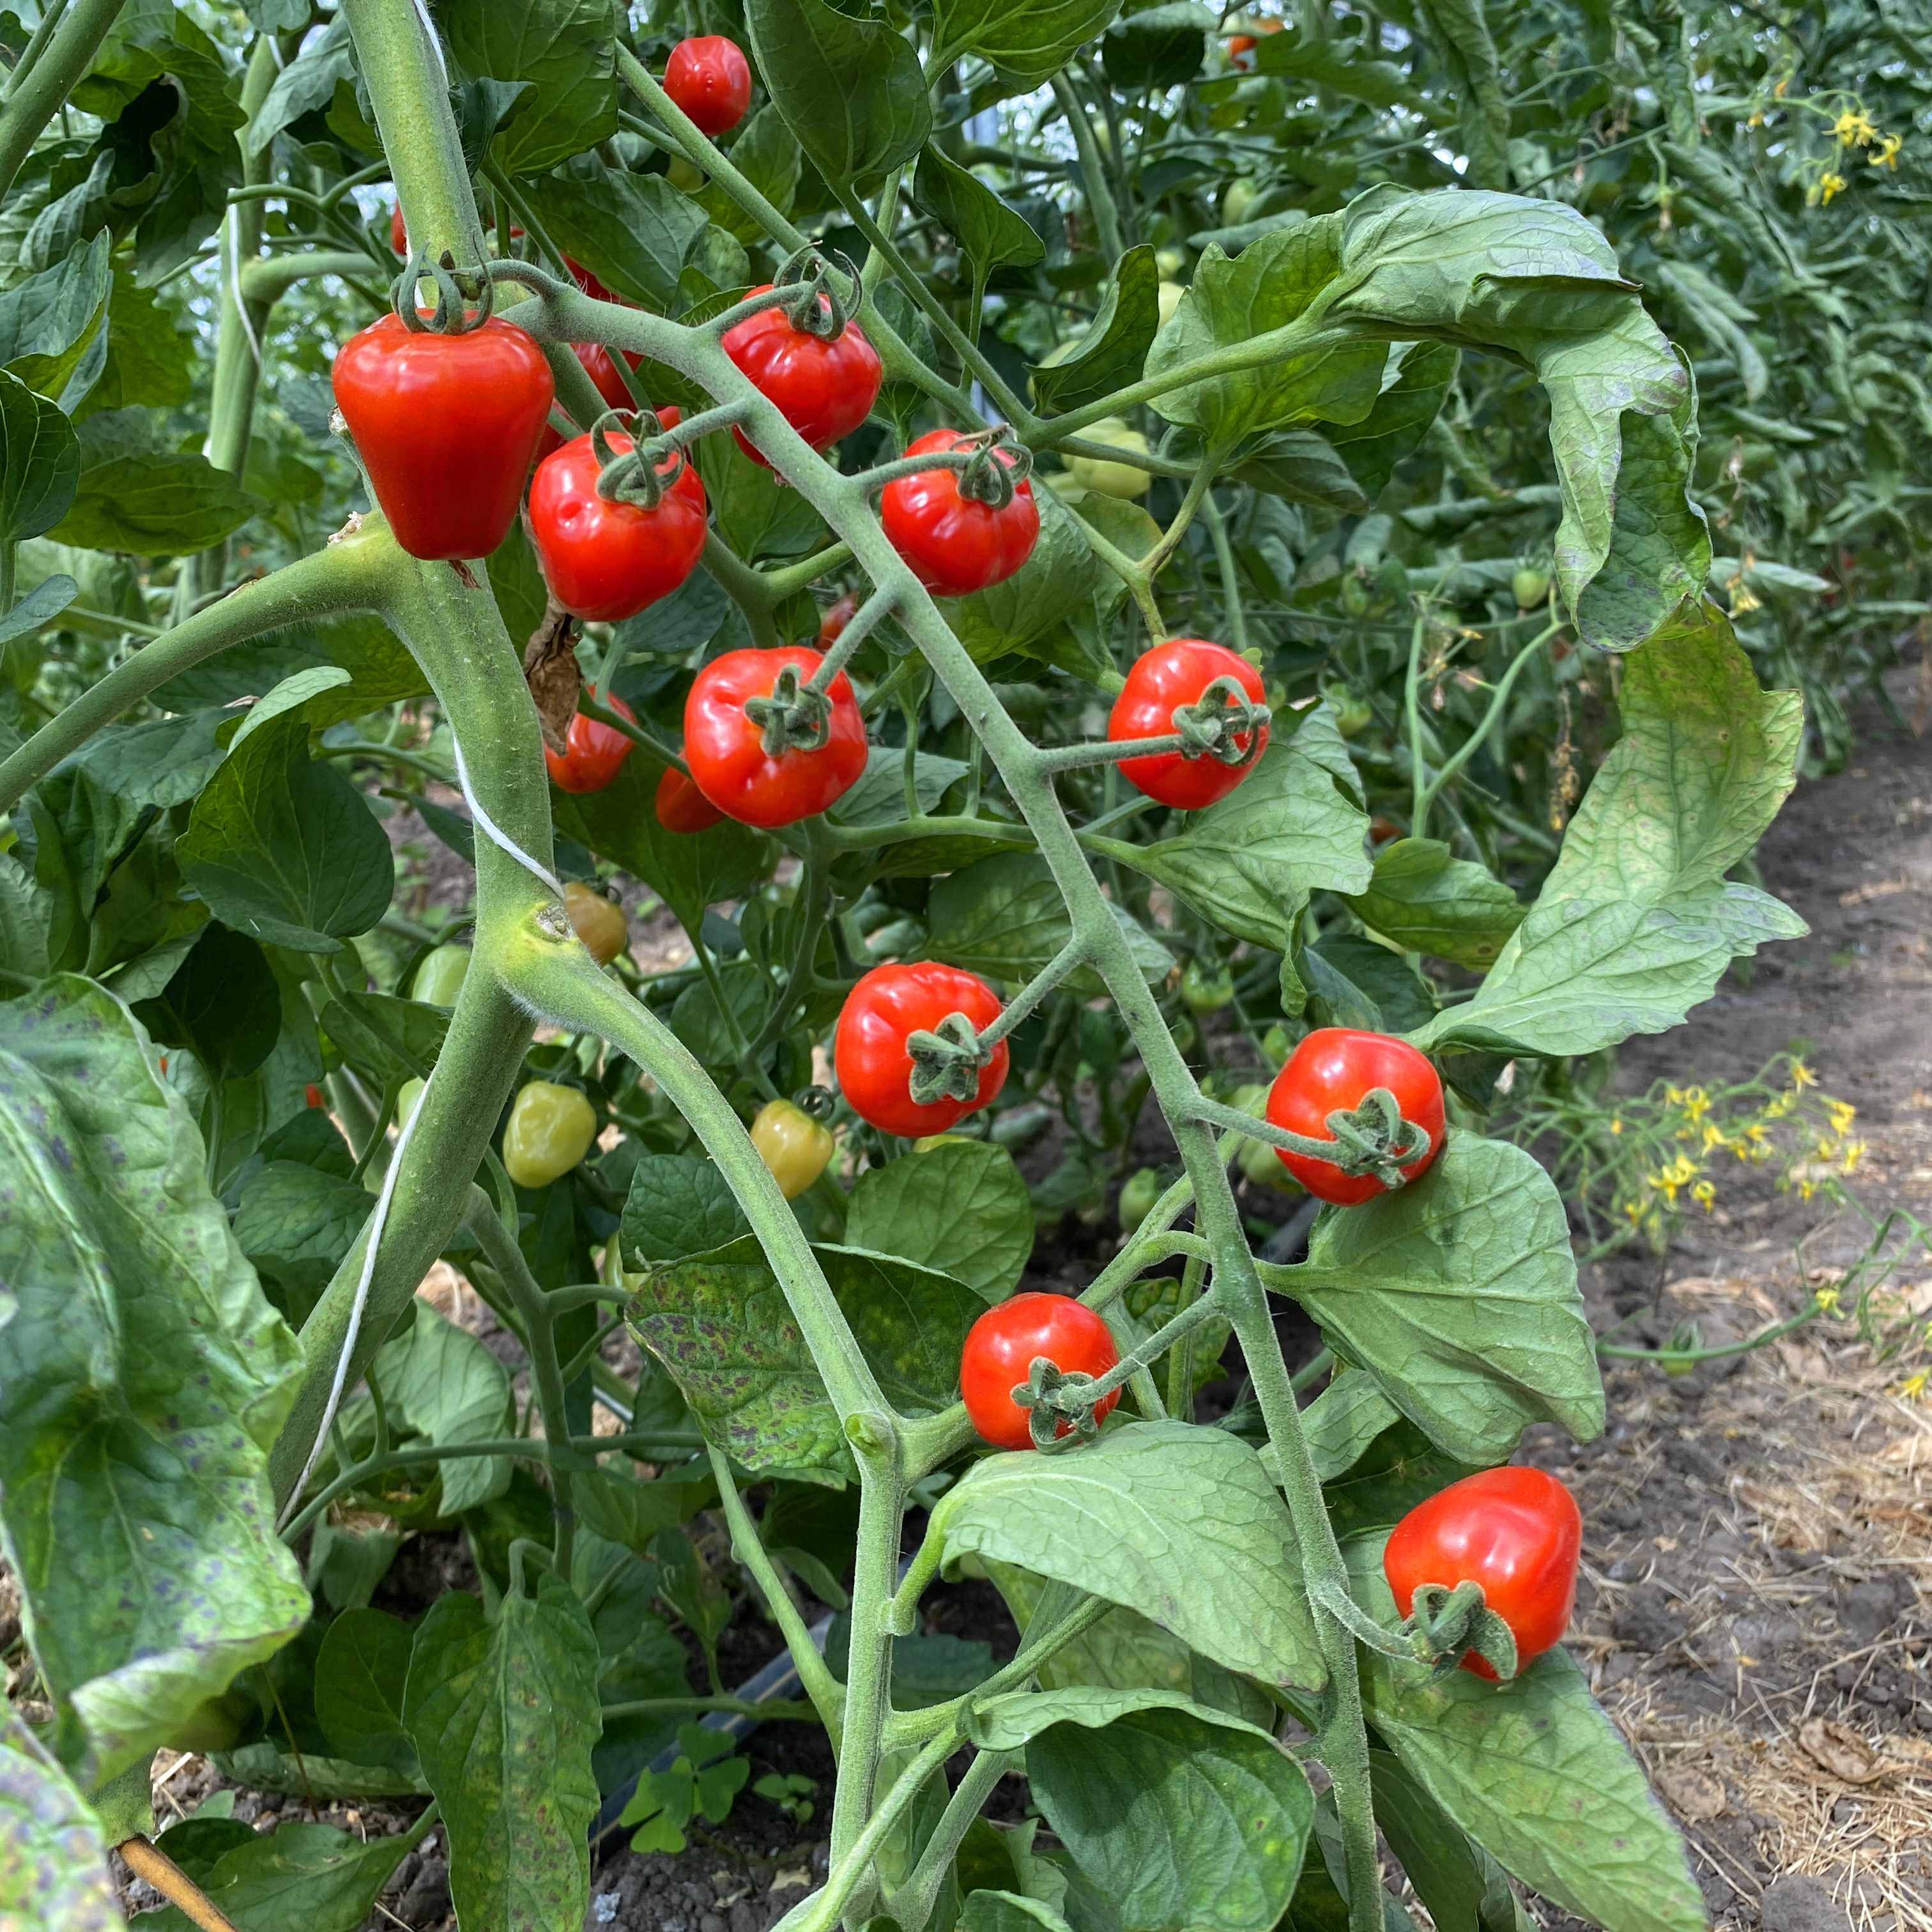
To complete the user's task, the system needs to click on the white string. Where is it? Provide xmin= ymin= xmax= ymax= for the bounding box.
xmin=451 ymin=735 xmax=567 ymax=900
xmin=226 ymin=212 xmax=263 ymax=371
xmin=410 ymin=0 xmax=450 ymax=82
xmin=276 ymin=1078 xmax=428 ymax=1528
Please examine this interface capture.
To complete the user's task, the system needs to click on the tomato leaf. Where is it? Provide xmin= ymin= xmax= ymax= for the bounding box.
xmin=914 ymin=146 xmax=1045 ymax=284
xmin=1030 ymin=245 xmax=1162 ymax=413
xmin=845 ymin=1138 xmax=1034 ymax=1303
xmin=314 ymin=1609 xmax=418 ymax=1778
xmin=524 ymin=154 xmax=709 ymax=310
xmin=0 ymin=369 xmax=79 ymax=548
xmin=1344 ymin=838 xmax=1524 ymax=970
xmin=935 ymin=1420 xmax=1328 ymax=1692
xmin=134 ymin=923 xmax=282 ymax=1082
xmin=438 ymin=0 xmax=617 ymax=176
xmin=931 ymin=0 xmax=1128 ymax=86
xmin=0 ymin=976 xmax=309 ymax=1788
xmin=1346 ymin=1536 xmax=1705 ymax=1932
xmin=620 ymin=1153 xmax=752 ymax=1268
xmin=0 ymin=1705 xmax=120 ymax=1931
xmin=0 ymin=232 xmax=111 ymax=408
xmin=403 ymin=1574 xmax=602 ymax=1929
xmin=372 ymin=1299 xmax=516 ymax=1515
xmin=1416 ymin=602 xmax=1804 ymax=1058
xmin=1269 ymin=1135 xmax=1602 ymax=1463
xmin=124 ymin=1816 xmax=417 ymax=1932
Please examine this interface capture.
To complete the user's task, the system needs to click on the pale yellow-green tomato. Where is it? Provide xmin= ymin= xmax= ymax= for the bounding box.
xmin=1154 ymin=246 xmax=1187 ymax=278
xmin=667 ymin=155 xmax=705 ymax=192
xmin=749 ymin=1098 xmax=834 ymax=1200
xmin=1222 ymin=178 xmax=1259 ymax=227
xmin=502 ymin=1081 xmax=598 ymax=1188
xmin=397 ymin=1077 xmax=426 ymax=1127
xmin=411 ymin=942 xmax=470 ymax=1008
xmin=562 ymin=880 xmax=628 ymax=965
xmin=912 ymin=1132 xmax=977 ymax=1153
xmin=1066 ymin=418 xmax=1152 ymax=500
xmin=1027 ymin=334 xmax=1080 ymax=405
xmin=1157 ymin=280 xmax=1188 ymax=330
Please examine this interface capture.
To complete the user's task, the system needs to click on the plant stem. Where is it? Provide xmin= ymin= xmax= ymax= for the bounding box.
xmin=0 ymin=0 xmax=125 ymax=203
xmin=1051 ymin=72 xmax=1126 ymax=264
xmin=118 ymin=1836 xmax=243 ymax=1932
xmin=1413 ymin=618 xmax=1561 ymax=838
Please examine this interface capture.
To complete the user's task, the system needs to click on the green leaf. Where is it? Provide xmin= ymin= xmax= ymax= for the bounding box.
xmin=0 ymin=232 xmax=110 ymax=407
xmin=0 ymin=571 xmax=77 ymax=645
xmin=1324 ymin=187 xmax=1710 ymax=652
xmin=1266 ymin=1135 xmax=1602 ymax=1463
xmin=135 ymin=1816 xmax=418 ymax=1932
xmin=1146 ymin=220 xmax=1384 ymax=447
xmin=314 ymin=1609 xmax=417 ymax=1777
xmin=320 ymin=990 xmax=448 ymax=1085
xmin=151 ymin=617 xmax=427 ymax=728
xmin=51 ymin=415 xmax=258 ymax=557
xmin=209 ymin=1740 xmax=426 ymax=1800
xmin=1300 ymin=935 xmax=1436 ymax=1035
xmin=0 ymin=1704 xmax=119 ymax=1931
xmin=1086 ymin=707 xmax=1370 ymax=956
xmin=1344 ymin=838 xmax=1524 ymax=970
xmin=63 ymin=708 xmax=227 ymax=809
xmin=1324 ymin=341 xmax=1458 ymax=501
xmin=1346 ymin=1537 xmax=1705 ymax=1932
xmin=246 ymin=14 xmax=355 ymax=156
xmin=746 ymin=0 xmax=931 ymax=187
xmin=1229 ymin=431 xmax=1368 ymax=512
xmin=0 ymin=977 xmax=308 ymax=1787
xmin=961 ymin=1889 xmax=1077 ymax=1932
xmin=693 ymin=431 xmax=831 ymax=562
xmin=439 ymin=0 xmax=617 ymax=175
xmin=1411 ymin=0 xmax=1512 ymax=190
xmin=575 ymin=1467 xmax=717 ymax=1554
xmin=373 ymin=1299 xmax=515 ymax=1515
xmin=846 ymin=1139 xmax=1034 ymax=1304
xmin=1368 ymin=1747 xmax=1532 ymax=1932
xmin=631 ymin=1238 xmax=986 ymax=1478
xmin=1253 ymin=33 xmax=1423 ymax=109
xmin=524 ymin=154 xmax=708 ymax=310
xmin=0 ymin=369 xmax=80 ymax=546
xmin=932 ymin=0 xmax=1126 ymax=83
xmin=1416 ymin=602 xmax=1804 ymax=1058
xmin=937 ymin=1420 xmax=1327 ymax=1692
xmin=134 ymin=924 xmax=281 ymax=1083
xmin=177 ymin=703 xmax=395 ymax=954
xmin=1300 ymin=1368 xmax=1403 ymax=1483
xmin=698 ymin=106 xmax=803 ymax=247
xmin=926 ymin=850 xmax=1174 ymax=995
xmin=404 ymin=1574 xmax=602 ymax=1931
xmin=620 ymin=1153 xmax=751 ymax=1269
xmin=1015 ymin=1692 xmax=1313 ymax=1932
xmin=1102 ymin=4 xmax=1213 ymax=89
xmin=914 ymin=146 xmax=1045 ymax=284
xmin=1030 ymin=247 xmax=1162 ymax=413
xmin=832 ymin=746 xmax=970 ymax=827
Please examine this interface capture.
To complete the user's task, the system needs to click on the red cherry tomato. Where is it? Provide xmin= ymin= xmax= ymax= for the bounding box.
xmin=332 ymin=312 xmax=554 ymax=561
xmin=655 ymin=767 xmax=726 ymax=834
xmin=535 ymin=343 xmax=641 ymax=463
xmin=880 ymin=430 xmax=1040 ymax=597
xmin=1228 ymin=33 xmax=1257 ymax=63
xmin=722 ymin=288 xmax=882 ymax=465
xmin=664 ymin=35 xmax=753 ymax=136
xmin=834 ymin=962 xmax=1009 ymax=1138
xmin=961 ymin=1293 xmax=1120 ymax=1451
xmin=545 ymin=691 xmax=638 ymax=795
xmin=1264 ymin=1027 xmax=1445 ymax=1206
xmin=305 ymin=1082 xmax=325 ymax=1108
xmin=1107 ymin=638 xmax=1270 ymax=811
xmin=818 ymin=592 xmax=858 ymax=647
xmin=390 ymin=203 xmax=406 ymax=256
xmin=684 ymin=646 xmax=868 ymax=827
xmin=1384 ymin=1467 xmax=1583 ymax=1679
xmin=529 ymin=431 xmax=709 ymax=624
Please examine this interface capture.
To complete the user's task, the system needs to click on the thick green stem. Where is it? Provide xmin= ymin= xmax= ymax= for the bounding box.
xmin=0 ymin=533 xmax=390 ymax=815
xmin=240 ymin=250 xmax=378 ymax=304
xmin=1051 ymin=72 xmax=1127 ymax=264
xmin=0 ymin=0 xmax=125 ymax=203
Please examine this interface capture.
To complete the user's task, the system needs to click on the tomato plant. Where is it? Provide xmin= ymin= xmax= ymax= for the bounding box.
xmin=1 ymin=0 xmax=1889 ymax=1926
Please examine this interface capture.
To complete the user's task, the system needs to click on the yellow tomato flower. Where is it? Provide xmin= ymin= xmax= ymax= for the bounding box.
xmin=1691 ymin=1180 xmax=1716 ymax=1211
xmin=1828 ymin=1101 xmax=1857 ymax=1134
xmin=1834 ymin=109 xmax=1877 ymax=147
xmin=1790 ymin=1060 xmax=1817 ymax=1088
xmin=1813 ymin=1286 xmax=1841 ymax=1314
xmin=1901 ymin=1371 xmax=1928 ymax=1403
xmin=1841 ymin=1140 xmax=1867 ymax=1174
xmin=1818 ymin=171 xmax=1847 ymax=204
xmin=1609 ymin=1117 xmax=1623 ymax=1136
xmin=1873 ymin=132 xmax=1903 ymax=168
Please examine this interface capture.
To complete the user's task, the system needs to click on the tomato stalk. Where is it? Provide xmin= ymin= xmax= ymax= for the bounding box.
xmin=1194 ymin=1086 xmax=1436 ymax=1188
xmin=801 ymin=584 xmax=894 ymax=690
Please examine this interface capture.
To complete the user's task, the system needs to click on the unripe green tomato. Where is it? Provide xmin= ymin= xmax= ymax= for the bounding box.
xmin=1229 ymin=1082 xmax=1268 ymax=1117
xmin=1239 ymin=1131 xmax=1302 ymax=1192
xmin=1222 ymin=178 xmax=1259 ymax=226
xmin=1066 ymin=418 xmax=1152 ymax=500
xmin=1512 ymin=565 xmax=1552 ymax=611
xmin=1157 ymin=280 xmax=1187 ymax=330
xmin=750 ymin=1098 xmax=834 ymax=1200
xmin=1118 ymin=1166 xmax=1164 ymax=1231
xmin=1262 ymin=1024 xmax=1292 ymax=1065
xmin=411 ymin=943 xmax=470 ymax=1008
xmin=668 ymin=155 xmax=705 ymax=192
xmin=1154 ymin=246 xmax=1187 ymax=278
xmin=1322 ymin=685 xmax=1373 ymax=738
xmin=1181 ymin=958 xmax=1235 ymax=1013
xmin=563 ymin=880 xmax=628 ymax=965
xmin=1338 ymin=573 xmax=1372 ymax=616
xmin=912 ymin=1132 xmax=976 ymax=1153
xmin=398 ymin=1076 xmax=425 ymax=1126
xmin=502 ymin=1080 xmax=597 ymax=1188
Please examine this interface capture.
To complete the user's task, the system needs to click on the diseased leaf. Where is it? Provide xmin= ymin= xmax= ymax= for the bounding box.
xmin=0 ymin=1704 xmax=119 ymax=1931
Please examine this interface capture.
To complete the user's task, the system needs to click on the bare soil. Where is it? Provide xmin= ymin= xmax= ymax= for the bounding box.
xmin=116 ymin=686 xmax=1931 ymax=1931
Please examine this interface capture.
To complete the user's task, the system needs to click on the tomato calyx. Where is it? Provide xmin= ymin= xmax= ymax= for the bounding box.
xmin=768 ymin=243 xmax=863 ymax=340
xmin=389 ymin=248 xmax=498 ymax=335
xmin=1296 ymin=1082 xmax=1438 ymax=1190
xmin=1397 ymin=1579 xmax=1522 ymax=1682
xmin=903 ymin=1009 xmax=1000 ymax=1107
xmin=1168 ymin=672 xmax=1272 ymax=770
xmin=587 ymin=407 xmax=690 ymax=509
xmin=1009 ymin=1353 xmax=1119 ymax=1452
xmin=740 ymin=659 xmax=838 ymax=755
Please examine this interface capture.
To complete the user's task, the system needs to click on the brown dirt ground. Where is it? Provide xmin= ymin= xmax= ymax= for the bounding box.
xmin=112 ymin=680 xmax=1931 ymax=1932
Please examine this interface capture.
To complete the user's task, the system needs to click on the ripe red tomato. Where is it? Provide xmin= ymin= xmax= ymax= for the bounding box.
xmin=529 ymin=431 xmax=709 ymax=624
xmin=1264 ymin=1027 xmax=1445 ymax=1205
xmin=664 ymin=35 xmax=753 ymax=135
xmin=880 ymin=430 xmax=1040 ymax=597
xmin=655 ymin=767 xmax=725 ymax=834
xmin=305 ymin=1082 xmax=325 ymax=1109
xmin=390 ymin=203 xmax=406 ymax=256
xmin=834 ymin=962 xmax=1009 ymax=1138
xmin=1107 ymin=638 xmax=1270 ymax=810
xmin=961 ymin=1293 xmax=1120 ymax=1451
xmin=1384 ymin=1467 xmax=1583 ymax=1679
xmin=684 ymin=647 xmax=868 ymax=827
xmin=546 ymin=691 xmax=638 ymax=795
xmin=332 ymin=313 xmax=554 ymax=561
xmin=722 ymin=289 xmax=882 ymax=464
xmin=818 ymin=592 xmax=858 ymax=646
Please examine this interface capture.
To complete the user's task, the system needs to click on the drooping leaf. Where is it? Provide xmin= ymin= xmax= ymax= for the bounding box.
xmin=0 ymin=369 xmax=80 ymax=548
xmin=1344 ymin=838 xmax=1524 ymax=970
xmin=1417 ymin=602 xmax=1804 ymax=1058
xmin=915 ymin=146 xmax=1045 ymax=285
xmin=404 ymin=1574 xmax=602 ymax=1930
xmin=438 ymin=0 xmax=618 ymax=175
xmin=1346 ymin=1537 xmax=1705 ymax=1932
xmin=0 ymin=977 xmax=308 ymax=1788
xmin=931 ymin=0 xmax=1127 ymax=84
xmin=1030 ymin=247 xmax=1162 ymax=413
xmin=846 ymin=1138 xmax=1034 ymax=1304
xmin=935 ymin=1421 xmax=1327 ymax=1692
xmin=1266 ymin=1135 xmax=1602 ymax=1463
xmin=1323 ymin=341 xmax=1458 ymax=501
